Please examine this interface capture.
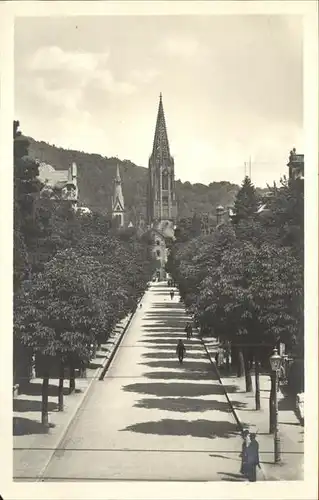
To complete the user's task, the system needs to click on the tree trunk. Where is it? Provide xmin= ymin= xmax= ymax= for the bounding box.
xmin=91 ymin=342 xmax=97 ymax=359
xmin=41 ymin=373 xmax=50 ymax=427
xmin=58 ymin=359 xmax=64 ymax=411
xmin=69 ymin=363 xmax=76 ymax=394
xmin=225 ymin=347 xmax=230 ymax=374
xmin=255 ymin=359 xmax=261 ymax=410
xmin=269 ymin=371 xmax=276 ymax=433
xmin=231 ymin=344 xmax=237 ymax=371
xmin=244 ymin=352 xmax=253 ymax=392
xmin=237 ymin=348 xmax=245 ymax=377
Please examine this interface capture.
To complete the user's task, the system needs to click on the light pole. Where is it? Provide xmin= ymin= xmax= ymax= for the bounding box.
xmin=269 ymin=347 xmax=282 ymax=463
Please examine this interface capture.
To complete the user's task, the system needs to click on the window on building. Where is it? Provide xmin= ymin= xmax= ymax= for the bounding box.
xmin=162 ymin=172 xmax=169 ymax=190
xmin=156 ymin=250 xmax=160 ymax=257
xmin=156 ymin=240 xmax=160 ymax=245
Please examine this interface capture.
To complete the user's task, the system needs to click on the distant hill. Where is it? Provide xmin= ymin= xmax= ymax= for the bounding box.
xmin=27 ymin=137 xmax=262 ymax=223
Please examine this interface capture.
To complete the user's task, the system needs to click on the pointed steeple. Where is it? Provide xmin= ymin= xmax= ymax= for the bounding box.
xmin=115 ymin=164 xmax=121 ymax=183
xmin=112 ymin=164 xmax=124 ymax=214
xmin=152 ymin=93 xmax=170 ymax=158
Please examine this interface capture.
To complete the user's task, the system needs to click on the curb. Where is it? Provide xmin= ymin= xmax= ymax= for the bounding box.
xmin=201 ymin=337 xmax=268 ymax=481
xmin=98 ymin=310 xmax=135 ymax=381
xmin=200 ymin=338 xmax=243 ymax=431
xmin=36 ymin=301 xmax=141 ymax=481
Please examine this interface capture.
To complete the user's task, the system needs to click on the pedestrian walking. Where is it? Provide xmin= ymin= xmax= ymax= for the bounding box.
xmin=239 ymin=428 xmax=250 ymax=476
xmin=246 ymin=433 xmax=261 ymax=482
xmin=170 ymin=289 xmax=174 ymax=300
xmin=176 ymin=339 xmax=186 ymax=364
xmin=184 ymin=322 xmax=191 ymax=339
xmin=188 ymin=323 xmax=193 ymax=338
xmin=217 ymin=347 xmax=225 ymax=368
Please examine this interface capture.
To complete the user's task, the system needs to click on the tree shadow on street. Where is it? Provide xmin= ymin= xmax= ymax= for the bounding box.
xmin=121 ymin=418 xmax=240 ymax=439
xmin=151 ymin=302 xmax=185 ymax=309
xmin=19 ymin=383 xmax=71 ymax=397
xmin=140 ymin=338 xmax=180 ymax=346
xmin=13 ymin=398 xmax=58 ymax=413
xmin=88 ymin=362 xmax=103 ymax=370
xmin=209 ymin=454 xmax=234 ymax=460
xmin=140 ymin=339 xmax=203 ymax=350
xmin=140 ymin=359 xmax=213 ymax=371
xmin=13 ymin=417 xmax=55 ymax=436
xmin=143 ymin=370 xmax=213 ymax=381
xmin=218 ymin=472 xmax=245 ymax=482
xmin=134 ymin=397 xmax=246 ymax=413
xmin=142 ymin=351 xmax=204 ymax=360
xmin=145 ymin=315 xmax=187 ymax=322
xmin=138 ymin=343 xmax=184 ymax=351
xmin=141 ymin=324 xmax=186 ymax=331
xmin=141 ymin=331 xmax=187 ymax=337
xmin=122 ymin=381 xmax=238 ymax=397
xmin=145 ymin=311 xmax=186 ymax=319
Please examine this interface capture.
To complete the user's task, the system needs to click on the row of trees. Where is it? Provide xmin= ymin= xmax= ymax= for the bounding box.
xmin=167 ymin=176 xmax=304 ymax=417
xmin=13 ymin=121 xmax=155 ymax=425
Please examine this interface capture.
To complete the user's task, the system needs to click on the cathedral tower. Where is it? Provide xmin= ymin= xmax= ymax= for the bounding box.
xmin=112 ymin=164 xmax=125 ymax=228
xmin=147 ymin=94 xmax=177 ymax=228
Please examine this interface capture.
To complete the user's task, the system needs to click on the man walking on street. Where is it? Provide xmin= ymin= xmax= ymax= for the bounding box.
xmin=176 ymin=339 xmax=186 ymax=364
xmin=170 ymin=289 xmax=174 ymax=300
xmin=185 ymin=322 xmax=193 ymax=339
xmin=239 ymin=428 xmax=250 ymax=477
xmin=246 ymin=433 xmax=261 ymax=482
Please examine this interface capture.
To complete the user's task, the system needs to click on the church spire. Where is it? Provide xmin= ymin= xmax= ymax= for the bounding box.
xmin=152 ymin=93 xmax=170 ymax=158
xmin=112 ymin=164 xmax=125 ymax=228
xmin=115 ymin=164 xmax=121 ymax=183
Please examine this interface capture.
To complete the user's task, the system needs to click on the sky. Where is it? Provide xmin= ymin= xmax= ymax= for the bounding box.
xmin=14 ymin=14 xmax=303 ymax=187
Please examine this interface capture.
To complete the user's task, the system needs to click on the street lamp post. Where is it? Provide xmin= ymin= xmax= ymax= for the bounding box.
xmin=269 ymin=347 xmax=282 ymax=463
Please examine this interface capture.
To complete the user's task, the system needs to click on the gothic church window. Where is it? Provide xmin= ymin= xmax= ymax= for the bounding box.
xmin=162 ymin=171 xmax=169 ymax=190
xmin=114 ymin=214 xmax=121 ymax=227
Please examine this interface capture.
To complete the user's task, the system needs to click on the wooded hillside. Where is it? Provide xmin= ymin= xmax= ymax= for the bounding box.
xmin=27 ymin=137 xmax=266 ymax=223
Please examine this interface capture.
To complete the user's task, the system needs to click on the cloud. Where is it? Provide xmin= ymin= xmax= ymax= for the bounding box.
xmin=129 ymin=68 xmax=160 ymax=85
xmin=26 ymin=45 xmax=136 ymax=111
xmin=29 ymin=45 xmax=109 ymax=73
xmin=34 ymin=76 xmax=82 ymax=111
xmin=160 ymin=35 xmax=200 ymax=58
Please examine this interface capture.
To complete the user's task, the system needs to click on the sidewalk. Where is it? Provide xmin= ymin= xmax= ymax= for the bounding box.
xmin=13 ymin=310 xmax=137 ymax=480
xmin=203 ymin=338 xmax=304 ymax=481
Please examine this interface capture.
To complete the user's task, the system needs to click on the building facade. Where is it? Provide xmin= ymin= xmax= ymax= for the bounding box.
xmin=38 ymin=161 xmax=78 ymax=208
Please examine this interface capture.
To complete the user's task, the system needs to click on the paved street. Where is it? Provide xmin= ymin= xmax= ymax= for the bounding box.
xmin=39 ymin=283 xmax=244 ymax=481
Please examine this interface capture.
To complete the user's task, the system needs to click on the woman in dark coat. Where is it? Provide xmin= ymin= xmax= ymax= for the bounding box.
xmin=246 ymin=433 xmax=261 ymax=481
xmin=240 ymin=428 xmax=250 ymax=476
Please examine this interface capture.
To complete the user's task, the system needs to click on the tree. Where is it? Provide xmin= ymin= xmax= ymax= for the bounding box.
xmin=14 ymin=121 xmax=41 ymax=251
xmin=199 ymin=240 xmax=302 ymax=401
xmin=14 ymin=251 xmax=104 ymax=424
xmin=232 ymin=176 xmax=259 ymax=225
xmin=13 ymin=121 xmax=42 ymax=386
xmin=266 ymin=177 xmax=304 ymax=262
